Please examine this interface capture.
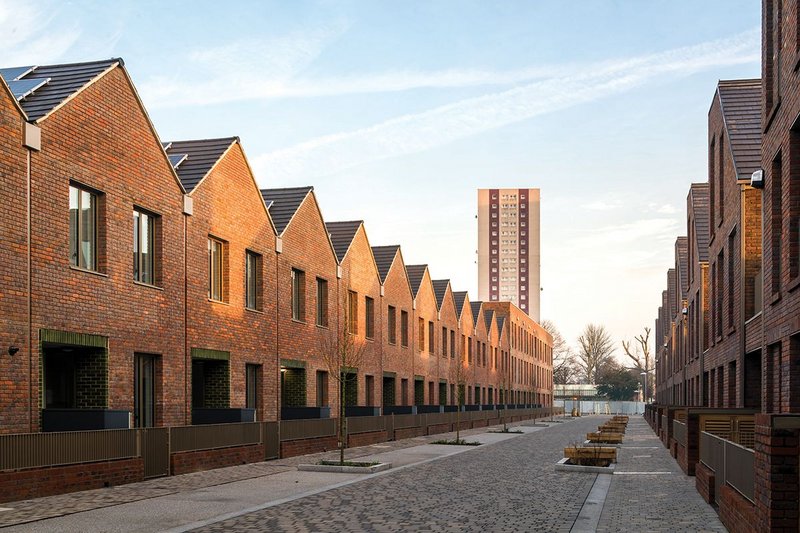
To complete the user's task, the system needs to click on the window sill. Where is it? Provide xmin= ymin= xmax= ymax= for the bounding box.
xmin=769 ymin=292 xmax=781 ymax=306
xmin=70 ymin=265 xmax=108 ymax=278
xmin=788 ymin=276 xmax=800 ymax=293
xmin=291 ymin=318 xmax=306 ymax=325
xmin=315 ymin=323 xmax=329 ymax=330
xmin=134 ymin=281 xmax=163 ymax=291
xmin=208 ymin=298 xmax=229 ymax=306
xmin=245 ymin=307 xmax=264 ymax=315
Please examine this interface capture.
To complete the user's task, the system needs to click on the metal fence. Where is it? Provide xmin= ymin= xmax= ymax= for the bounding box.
xmin=673 ymin=420 xmax=687 ymax=447
xmin=170 ymin=422 xmax=261 ymax=453
xmin=555 ymin=400 xmax=644 ymax=415
xmin=347 ymin=416 xmax=386 ymax=434
xmin=0 ymin=428 xmax=137 ymax=471
xmin=700 ymin=431 xmax=755 ymax=504
xmin=279 ymin=418 xmax=336 ymax=441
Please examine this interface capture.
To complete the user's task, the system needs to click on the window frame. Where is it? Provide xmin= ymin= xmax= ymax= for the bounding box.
xmin=208 ymin=236 xmax=226 ymax=302
xmin=291 ymin=268 xmax=306 ymax=321
xmin=69 ymin=183 xmax=99 ymax=271
xmin=133 ymin=207 xmax=158 ymax=285
xmin=316 ymin=277 xmax=328 ymax=327
xmin=245 ymin=250 xmax=262 ymax=311
xmin=365 ymin=296 xmax=375 ymax=339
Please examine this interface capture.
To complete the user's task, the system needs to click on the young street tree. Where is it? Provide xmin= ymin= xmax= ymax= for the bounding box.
xmin=575 ymin=324 xmax=615 ymax=384
xmin=621 ymin=327 xmax=654 ymax=402
xmin=319 ymin=303 xmax=366 ymax=465
xmin=541 ymin=319 xmax=577 ymax=384
xmin=449 ymin=354 xmax=469 ymax=443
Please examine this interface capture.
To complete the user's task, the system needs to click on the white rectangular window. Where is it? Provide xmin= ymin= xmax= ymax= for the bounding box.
xmin=69 ymin=184 xmax=98 ymax=271
xmin=133 ymin=208 xmax=156 ymax=284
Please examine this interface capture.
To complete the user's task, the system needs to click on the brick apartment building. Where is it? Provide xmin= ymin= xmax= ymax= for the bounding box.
xmin=649 ymin=2 xmax=800 ymax=530
xmin=0 ymin=58 xmax=553 ymax=438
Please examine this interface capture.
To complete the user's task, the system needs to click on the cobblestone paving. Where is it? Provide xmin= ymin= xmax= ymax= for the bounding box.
xmin=194 ymin=417 xmax=601 ymax=533
xmin=595 ymin=417 xmax=726 ymax=532
xmin=0 ymin=418 xmax=549 ymax=528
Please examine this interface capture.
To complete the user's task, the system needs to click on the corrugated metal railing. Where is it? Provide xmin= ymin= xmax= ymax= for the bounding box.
xmin=700 ymin=431 xmax=755 ymax=504
xmin=673 ymin=420 xmax=687 ymax=446
xmin=0 ymin=428 xmax=137 ymax=471
xmin=280 ymin=418 xmax=336 ymax=441
xmin=170 ymin=422 xmax=261 ymax=453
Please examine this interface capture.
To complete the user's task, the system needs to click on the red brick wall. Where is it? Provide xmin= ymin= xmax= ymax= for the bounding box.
xmin=0 ymin=458 xmax=143 ymax=504
xmin=436 ymin=284 xmax=459 ymax=404
xmin=381 ymin=251 xmax=414 ymax=402
xmin=170 ymin=444 xmax=264 ymax=476
xmin=754 ymin=413 xmax=800 ymax=532
xmin=719 ymin=484 xmax=758 ymax=533
xmin=695 ymin=461 xmax=715 ymax=504
xmin=761 ymin=0 xmax=800 ymax=414
xmin=394 ymin=426 xmax=425 ymax=440
xmin=337 ymin=226 xmax=382 ymax=408
xmin=276 ymin=193 xmax=339 ymax=411
xmin=185 ymin=143 xmax=278 ymax=421
xmin=280 ymin=435 xmax=338 ymax=458
xmin=412 ymin=269 xmax=439 ymax=404
xmin=427 ymin=422 xmax=452 ymax=435
xmin=347 ymin=430 xmax=388 ymax=447
xmin=0 ymin=83 xmax=32 ymax=434
xmin=29 ymin=67 xmax=186 ymax=429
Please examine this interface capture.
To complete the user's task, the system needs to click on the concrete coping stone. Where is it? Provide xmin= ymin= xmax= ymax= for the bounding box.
xmin=297 ymin=462 xmax=393 ymax=474
xmin=554 ymin=457 xmax=616 ymax=474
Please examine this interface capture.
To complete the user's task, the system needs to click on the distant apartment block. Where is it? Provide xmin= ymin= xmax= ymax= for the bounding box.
xmin=477 ymin=188 xmax=541 ymax=320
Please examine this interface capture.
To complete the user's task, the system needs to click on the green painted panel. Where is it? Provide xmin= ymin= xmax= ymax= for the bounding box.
xmin=191 ymin=347 xmax=230 ymax=361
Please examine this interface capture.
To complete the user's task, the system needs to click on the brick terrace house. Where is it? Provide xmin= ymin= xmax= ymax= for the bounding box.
xmin=685 ymin=183 xmax=710 ymax=407
xmin=261 ymin=186 xmax=339 ymax=419
xmin=326 ymin=220 xmax=383 ymax=412
xmin=453 ymin=291 xmax=475 ymax=404
xmin=432 ymin=279 xmax=459 ymax=405
xmin=0 ymin=60 xmax=188 ymax=434
xmin=372 ymin=245 xmax=415 ymax=408
xmin=165 ymin=137 xmax=278 ymax=424
xmin=406 ymin=264 xmax=440 ymax=407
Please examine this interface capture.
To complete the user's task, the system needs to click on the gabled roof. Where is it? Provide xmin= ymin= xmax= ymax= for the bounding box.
xmin=496 ymin=316 xmax=506 ymax=336
xmin=483 ymin=309 xmax=495 ymax=332
xmin=326 ymin=221 xmax=362 ymax=262
xmin=689 ymin=183 xmax=710 ymax=263
xmin=717 ymin=79 xmax=762 ymax=179
xmin=667 ymin=269 xmax=677 ymax=318
xmin=470 ymin=301 xmax=483 ymax=328
xmin=406 ymin=265 xmax=428 ymax=297
xmin=675 ymin=237 xmax=689 ymax=301
xmin=453 ymin=291 xmax=468 ymax=317
xmin=431 ymin=280 xmax=451 ymax=310
xmin=164 ymin=137 xmax=237 ymax=193
xmin=372 ymin=245 xmax=400 ymax=284
xmin=261 ymin=186 xmax=314 ymax=235
xmin=0 ymin=58 xmax=119 ymax=122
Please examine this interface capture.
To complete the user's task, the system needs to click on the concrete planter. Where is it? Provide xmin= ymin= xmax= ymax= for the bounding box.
xmin=297 ymin=462 xmax=392 ymax=474
xmin=554 ymin=457 xmax=616 ymax=474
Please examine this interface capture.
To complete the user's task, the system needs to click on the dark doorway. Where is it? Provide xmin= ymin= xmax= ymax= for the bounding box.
xmin=134 ymin=353 xmax=157 ymax=427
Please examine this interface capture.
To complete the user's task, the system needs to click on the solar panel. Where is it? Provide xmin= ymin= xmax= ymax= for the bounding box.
xmin=168 ymin=153 xmax=188 ymax=168
xmin=8 ymin=78 xmax=49 ymax=101
xmin=0 ymin=66 xmax=35 ymax=81
xmin=162 ymin=141 xmax=172 ymax=150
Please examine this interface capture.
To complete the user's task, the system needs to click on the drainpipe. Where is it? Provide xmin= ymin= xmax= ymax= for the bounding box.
xmin=183 ymin=210 xmax=188 ymax=425
xmin=739 ymin=183 xmax=747 ymax=409
xmin=699 ymin=266 xmax=706 ymax=407
xmin=275 ymin=237 xmax=281 ymax=422
xmin=23 ymin=123 xmax=40 ymax=432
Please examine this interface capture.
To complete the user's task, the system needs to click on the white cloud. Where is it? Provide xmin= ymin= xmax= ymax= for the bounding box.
xmin=0 ymin=0 xmax=79 ymax=66
xmin=254 ymin=28 xmax=759 ymax=184
xmin=582 ymin=200 xmax=622 ymax=211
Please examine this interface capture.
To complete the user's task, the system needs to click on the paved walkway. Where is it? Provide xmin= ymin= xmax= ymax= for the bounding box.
xmin=0 ymin=415 xmax=725 ymax=532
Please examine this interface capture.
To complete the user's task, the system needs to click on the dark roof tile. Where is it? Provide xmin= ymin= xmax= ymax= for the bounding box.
xmin=718 ymin=79 xmax=762 ymax=179
xmin=483 ymin=310 xmax=495 ymax=332
xmin=261 ymin=187 xmax=313 ymax=235
xmin=326 ymin=221 xmax=362 ymax=262
xmin=405 ymin=265 xmax=428 ymax=297
xmin=372 ymin=246 xmax=400 ymax=283
xmin=431 ymin=280 xmax=450 ymax=310
xmin=453 ymin=291 xmax=468 ymax=316
xmin=689 ymin=183 xmax=710 ymax=263
xmin=676 ymin=237 xmax=689 ymax=301
xmin=470 ymin=301 xmax=482 ymax=327
xmin=0 ymin=59 xmax=119 ymax=122
xmin=164 ymin=137 xmax=236 ymax=193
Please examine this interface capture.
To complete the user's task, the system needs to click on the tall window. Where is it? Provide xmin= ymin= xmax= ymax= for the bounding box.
xmin=450 ymin=330 xmax=455 ymax=357
xmin=316 ymin=278 xmax=328 ymax=327
xmin=208 ymin=237 xmax=226 ymax=301
xmin=365 ymin=297 xmax=375 ymax=339
xmin=388 ymin=306 xmax=397 ymax=344
xmin=133 ymin=208 xmax=156 ymax=284
xmin=418 ymin=318 xmax=425 ymax=351
xmin=347 ymin=290 xmax=358 ymax=334
xmin=442 ymin=326 xmax=448 ymax=356
xmin=245 ymin=251 xmax=262 ymax=310
xmin=727 ymin=230 xmax=735 ymax=330
xmin=771 ymin=152 xmax=783 ymax=293
xmin=69 ymin=184 xmax=98 ymax=271
xmin=291 ymin=268 xmax=305 ymax=321
xmin=246 ymin=364 xmax=260 ymax=411
xmin=428 ymin=322 xmax=434 ymax=353
xmin=401 ymin=310 xmax=409 ymax=347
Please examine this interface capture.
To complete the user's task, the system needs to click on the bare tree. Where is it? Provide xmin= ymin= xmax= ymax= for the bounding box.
xmin=319 ymin=303 xmax=366 ymax=465
xmin=541 ymin=319 xmax=578 ymax=384
xmin=449 ymin=355 xmax=469 ymax=443
xmin=622 ymin=327 xmax=653 ymax=402
xmin=575 ymin=324 xmax=615 ymax=384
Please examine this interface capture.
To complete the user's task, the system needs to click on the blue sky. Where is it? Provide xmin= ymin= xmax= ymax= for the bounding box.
xmin=1 ymin=0 xmax=761 ymax=356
